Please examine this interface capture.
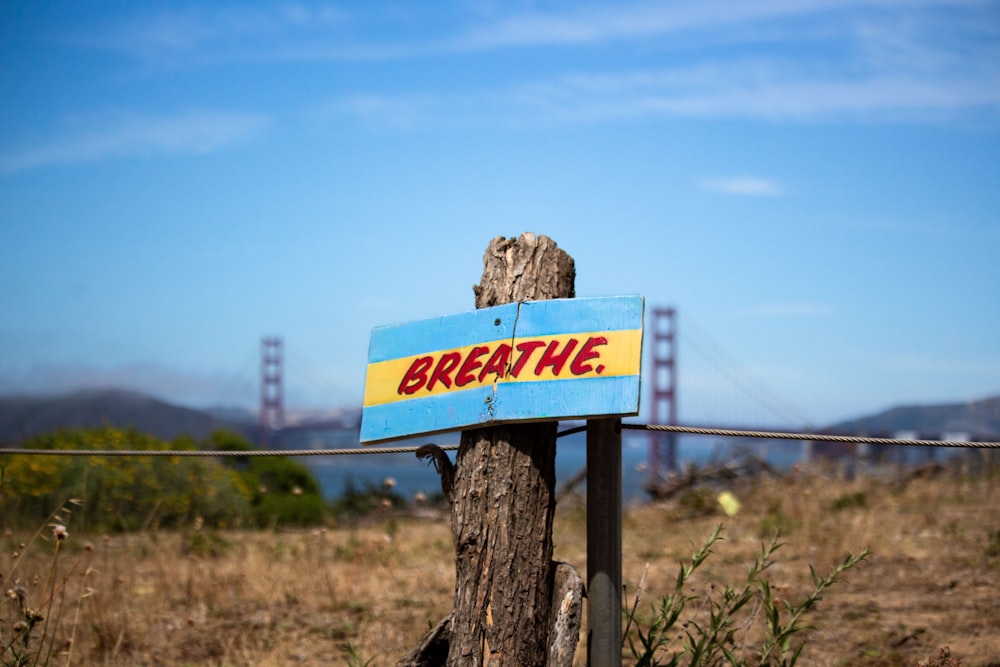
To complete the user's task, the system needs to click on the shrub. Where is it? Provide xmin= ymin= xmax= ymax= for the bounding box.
xmin=331 ymin=477 xmax=405 ymax=522
xmin=207 ymin=430 xmax=329 ymax=527
xmin=985 ymin=529 xmax=1000 ymax=559
xmin=832 ymin=491 xmax=867 ymax=511
xmin=181 ymin=527 xmax=233 ymax=558
xmin=676 ymin=487 xmax=718 ymax=518
xmin=0 ymin=427 xmax=251 ymax=532
xmin=758 ymin=497 xmax=797 ymax=538
xmin=253 ymin=491 xmax=328 ymax=527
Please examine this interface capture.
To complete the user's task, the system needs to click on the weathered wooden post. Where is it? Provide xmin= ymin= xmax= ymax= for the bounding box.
xmin=446 ymin=233 xmax=574 ymax=666
xmin=360 ymin=232 xmax=643 ymax=666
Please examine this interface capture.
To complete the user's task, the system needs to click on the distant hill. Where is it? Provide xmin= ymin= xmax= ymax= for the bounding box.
xmin=1 ymin=388 xmax=997 ymax=449
xmin=825 ymin=395 xmax=1000 ymax=440
xmin=0 ymin=389 xmax=256 ymax=445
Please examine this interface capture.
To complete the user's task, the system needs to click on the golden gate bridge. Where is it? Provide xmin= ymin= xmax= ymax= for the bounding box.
xmin=256 ymin=306 xmax=999 ymax=480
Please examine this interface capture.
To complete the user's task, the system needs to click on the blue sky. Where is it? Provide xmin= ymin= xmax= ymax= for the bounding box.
xmin=2 ymin=0 xmax=998 ymax=429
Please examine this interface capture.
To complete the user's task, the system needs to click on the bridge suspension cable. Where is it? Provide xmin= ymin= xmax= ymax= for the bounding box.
xmin=680 ymin=314 xmax=814 ymax=428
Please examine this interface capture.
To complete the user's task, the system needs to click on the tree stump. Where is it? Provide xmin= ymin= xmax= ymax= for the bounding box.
xmin=449 ymin=233 xmax=575 ymax=666
xmin=398 ymin=233 xmax=580 ymax=667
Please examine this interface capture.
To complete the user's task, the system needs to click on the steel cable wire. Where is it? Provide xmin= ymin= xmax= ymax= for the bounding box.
xmin=0 ymin=423 xmax=996 ymax=457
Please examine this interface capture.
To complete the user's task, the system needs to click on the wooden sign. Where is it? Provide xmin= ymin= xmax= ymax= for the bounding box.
xmin=360 ymin=295 xmax=644 ymax=443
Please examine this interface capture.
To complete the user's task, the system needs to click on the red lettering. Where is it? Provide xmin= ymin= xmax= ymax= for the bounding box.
xmin=456 ymin=345 xmax=489 ymax=387
xmin=570 ymin=336 xmax=608 ymax=375
xmin=397 ymin=334 xmax=609 ymax=397
xmin=397 ymin=356 xmax=433 ymax=395
xmin=478 ymin=343 xmax=511 ymax=382
xmin=510 ymin=340 xmax=546 ymax=377
xmin=427 ymin=352 xmax=462 ymax=391
xmin=534 ymin=338 xmax=579 ymax=376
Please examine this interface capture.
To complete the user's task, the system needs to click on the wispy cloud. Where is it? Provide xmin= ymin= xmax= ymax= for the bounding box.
xmin=321 ymin=94 xmax=442 ymax=130
xmin=328 ymin=53 xmax=1000 ymax=129
xmin=701 ymin=176 xmax=783 ymax=196
xmin=450 ymin=0 xmax=863 ymax=50
xmin=0 ymin=359 xmax=356 ymax=410
xmin=77 ymin=1 xmax=1000 ymax=66
xmin=1 ymin=110 xmax=270 ymax=174
xmin=879 ymin=356 xmax=1000 ymax=375
xmin=77 ymin=4 xmax=348 ymax=62
xmin=745 ymin=302 xmax=836 ymax=317
xmin=498 ymin=57 xmax=1000 ymax=122
xmin=62 ymin=0 xmax=1000 ymax=127
xmin=325 ymin=44 xmax=1000 ymax=129
xmin=120 ymin=0 xmax=972 ymax=60
xmin=0 ymin=361 xmax=256 ymax=408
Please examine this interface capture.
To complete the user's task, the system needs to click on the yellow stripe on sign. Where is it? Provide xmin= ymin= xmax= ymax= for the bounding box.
xmin=363 ymin=328 xmax=642 ymax=408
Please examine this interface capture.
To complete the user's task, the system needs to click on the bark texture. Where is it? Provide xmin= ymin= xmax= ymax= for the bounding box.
xmin=547 ymin=562 xmax=585 ymax=667
xmin=472 ymin=233 xmax=575 ymax=309
xmin=448 ymin=233 xmax=576 ymax=667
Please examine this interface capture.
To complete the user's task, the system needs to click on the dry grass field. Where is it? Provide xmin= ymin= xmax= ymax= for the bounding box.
xmin=3 ymin=457 xmax=998 ymax=666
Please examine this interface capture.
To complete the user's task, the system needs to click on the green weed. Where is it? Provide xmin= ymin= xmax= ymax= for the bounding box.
xmin=624 ymin=525 xmax=869 ymax=667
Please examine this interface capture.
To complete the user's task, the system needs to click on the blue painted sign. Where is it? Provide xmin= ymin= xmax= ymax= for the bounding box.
xmin=360 ymin=295 xmax=644 ymax=443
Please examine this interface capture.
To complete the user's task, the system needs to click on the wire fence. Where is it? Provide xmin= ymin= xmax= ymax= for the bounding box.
xmin=627 ymin=424 xmax=999 ymax=449
xmin=0 ymin=422 xmax=996 ymax=458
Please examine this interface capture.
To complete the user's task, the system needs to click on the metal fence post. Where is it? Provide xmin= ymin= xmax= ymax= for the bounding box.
xmin=587 ymin=417 xmax=622 ymax=667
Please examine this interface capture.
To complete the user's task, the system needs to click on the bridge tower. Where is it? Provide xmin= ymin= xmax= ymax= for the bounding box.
xmin=260 ymin=336 xmax=284 ymax=449
xmin=649 ymin=307 xmax=678 ymax=478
